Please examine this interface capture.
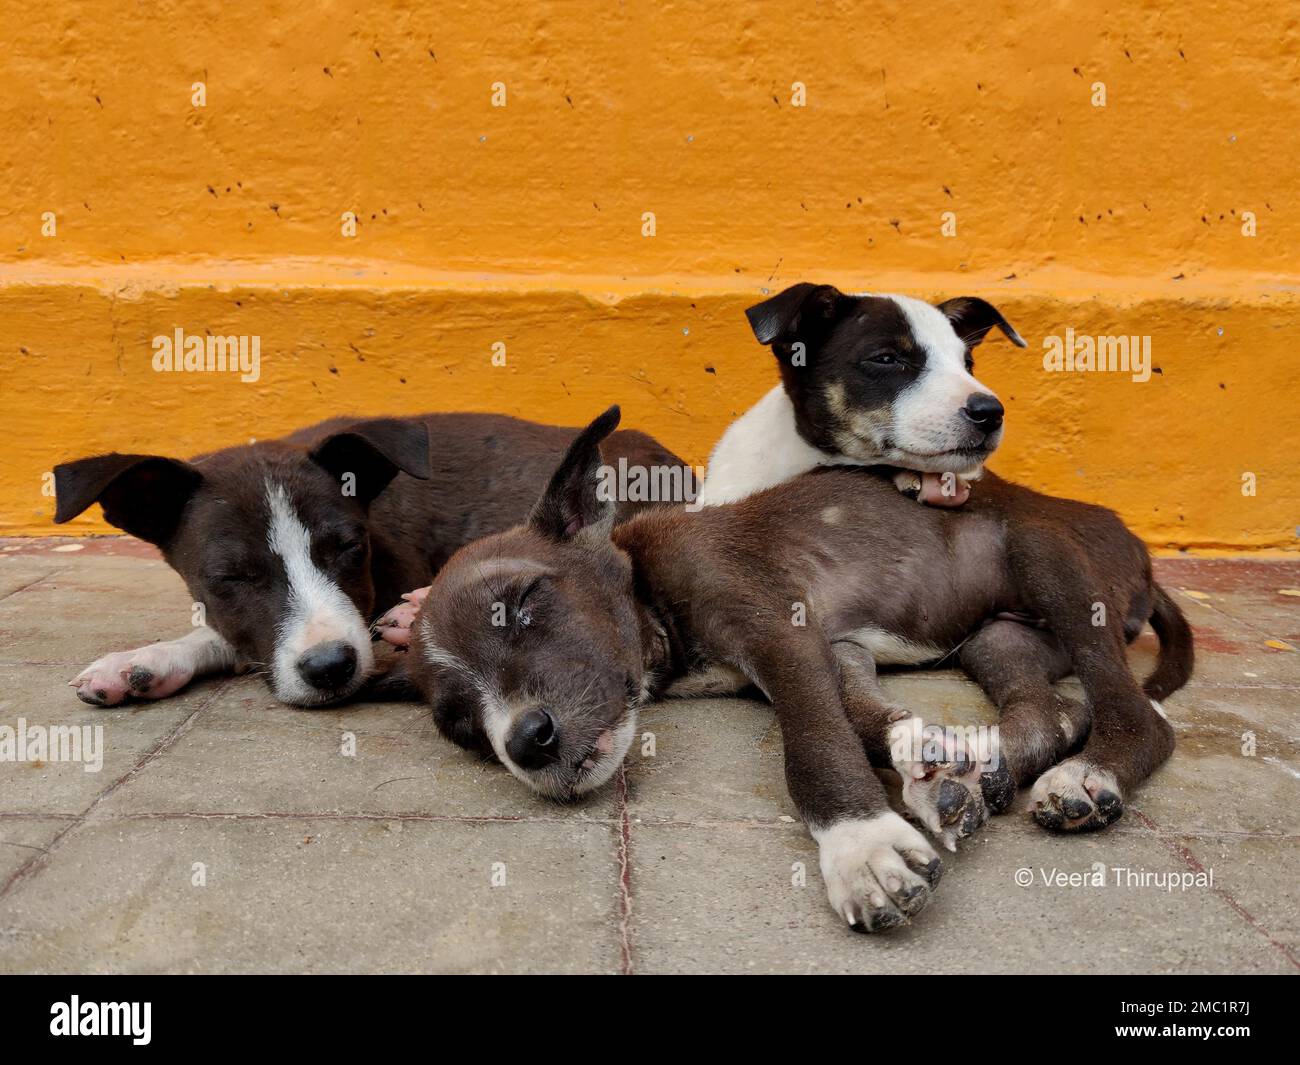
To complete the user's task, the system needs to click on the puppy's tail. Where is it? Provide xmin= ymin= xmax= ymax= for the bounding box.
xmin=1144 ymin=583 xmax=1194 ymax=701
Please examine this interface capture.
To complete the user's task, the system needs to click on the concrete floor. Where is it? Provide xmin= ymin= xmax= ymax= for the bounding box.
xmin=0 ymin=538 xmax=1296 ymax=974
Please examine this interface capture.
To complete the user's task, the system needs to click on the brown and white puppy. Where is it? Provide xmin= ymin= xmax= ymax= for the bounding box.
xmin=697 ymin=284 xmax=1026 ymax=507
xmin=55 ymin=413 xmax=692 ymax=708
xmin=390 ymin=407 xmax=1192 ymax=933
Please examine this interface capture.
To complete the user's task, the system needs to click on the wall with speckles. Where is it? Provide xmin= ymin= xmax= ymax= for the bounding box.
xmin=0 ymin=1 xmax=1296 ymax=549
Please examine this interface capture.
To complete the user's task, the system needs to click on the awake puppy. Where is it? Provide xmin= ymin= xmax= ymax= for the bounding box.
xmin=698 ymin=283 xmax=1026 ymax=507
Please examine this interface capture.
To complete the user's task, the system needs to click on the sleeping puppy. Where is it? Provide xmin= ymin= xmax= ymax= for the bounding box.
xmin=379 ymin=407 xmax=1192 ymax=932
xmin=697 ymin=284 xmax=1026 ymax=507
xmin=55 ymin=413 xmax=691 ymax=707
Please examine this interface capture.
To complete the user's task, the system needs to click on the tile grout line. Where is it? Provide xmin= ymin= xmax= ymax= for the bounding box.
xmin=0 ymin=568 xmax=70 ymax=605
xmin=0 ymin=809 xmax=1294 ymax=844
xmin=0 ymin=680 xmax=229 ymax=902
xmin=614 ymin=765 xmax=634 ymax=975
xmin=1129 ymin=807 xmax=1300 ymax=971
xmin=86 ymin=810 xmax=619 ymax=826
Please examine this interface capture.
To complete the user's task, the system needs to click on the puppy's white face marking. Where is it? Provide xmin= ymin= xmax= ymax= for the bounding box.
xmin=482 ymin=690 xmax=636 ymax=801
xmin=420 ymin=636 xmax=525 ymax=776
xmin=422 ymin=641 xmax=474 ymax=678
xmin=884 ymin=294 xmax=1002 ymax=472
xmin=575 ymin=711 xmax=637 ymax=795
xmin=265 ymin=480 xmax=373 ymax=705
xmin=701 ymin=292 xmax=1005 ymax=506
xmin=423 ymin=638 xmax=635 ymax=800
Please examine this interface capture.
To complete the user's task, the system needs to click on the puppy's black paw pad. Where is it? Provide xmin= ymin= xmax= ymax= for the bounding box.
xmin=936 ymin=777 xmax=972 ymax=824
xmin=903 ymin=853 xmax=944 ymax=887
xmin=1032 ymin=806 xmax=1066 ymax=831
xmin=1094 ymin=789 xmax=1123 ymax=817
xmin=1060 ymin=795 xmax=1093 ymax=821
xmin=126 ymin=666 xmax=155 ymax=693
xmin=868 ymin=908 xmax=905 ymax=933
xmin=979 ymin=765 xmax=1015 ymax=814
xmin=1030 ymin=763 xmax=1124 ymax=833
xmin=895 ymin=883 xmax=929 ymax=915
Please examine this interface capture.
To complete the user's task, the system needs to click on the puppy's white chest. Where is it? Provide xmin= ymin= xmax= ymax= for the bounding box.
xmin=698 ymin=386 xmax=866 ymax=506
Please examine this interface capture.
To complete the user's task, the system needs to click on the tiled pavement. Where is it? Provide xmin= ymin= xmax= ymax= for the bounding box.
xmin=0 ymin=538 xmax=1296 ymax=973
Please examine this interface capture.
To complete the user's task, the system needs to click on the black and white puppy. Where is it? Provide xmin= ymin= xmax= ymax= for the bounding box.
xmin=55 ymin=414 xmax=689 ymax=708
xmin=697 ymin=285 xmax=1026 ymax=506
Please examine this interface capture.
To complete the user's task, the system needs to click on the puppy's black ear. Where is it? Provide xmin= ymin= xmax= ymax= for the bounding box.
xmin=745 ymin=283 xmax=847 ymax=345
xmin=54 ymin=453 xmax=203 ymax=546
xmin=310 ymin=417 xmax=431 ymax=505
xmin=529 ymin=405 xmax=621 ymax=543
xmin=937 ymin=297 xmax=1028 ymax=349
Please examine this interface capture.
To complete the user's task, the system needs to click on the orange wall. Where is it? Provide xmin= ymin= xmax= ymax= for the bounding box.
xmin=1 ymin=0 xmax=1296 ymax=549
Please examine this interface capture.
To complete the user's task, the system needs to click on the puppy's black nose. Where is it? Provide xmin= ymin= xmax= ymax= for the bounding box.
xmin=506 ymin=709 xmax=558 ymax=770
xmin=962 ymin=392 xmax=1004 ymax=433
xmin=296 ymin=640 xmax=357 ymax=691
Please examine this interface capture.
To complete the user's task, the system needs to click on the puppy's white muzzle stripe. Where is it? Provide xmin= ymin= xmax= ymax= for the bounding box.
xmin=265 ymin=480 xmax=373 ymax=704
xmin=887 ymin=294 xmax=1002 ymax=464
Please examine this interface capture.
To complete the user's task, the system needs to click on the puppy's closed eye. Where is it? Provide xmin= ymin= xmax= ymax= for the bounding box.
xmin=210 ymin=570 xmax=258 ymax=588
xmin=513 ymin=576 xmax=547 ymax=630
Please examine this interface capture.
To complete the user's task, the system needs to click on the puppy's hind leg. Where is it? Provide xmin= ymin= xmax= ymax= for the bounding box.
xmin=958 ymin=620 xmax=1089 ymax=811
xmin=71 ymin=626 xmax=238 ymax=707
xmin=1007 ymin=541 xmax=1177 ymax=833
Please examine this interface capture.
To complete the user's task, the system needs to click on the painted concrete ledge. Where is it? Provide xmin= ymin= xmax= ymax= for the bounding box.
xmin=2 ymin=260 xmax=1296 ymax=550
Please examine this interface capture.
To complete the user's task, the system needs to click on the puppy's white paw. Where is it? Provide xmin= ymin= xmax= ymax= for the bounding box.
xmin=1030 ymin=759 xmax=1123 ymax=832
xmin=890 ymin=718 xmax=994 ymax=850
xmin=70 ymin=643 xmax=198 ymax=706
xmin=813 ymin=812 xmax=943 ymax=933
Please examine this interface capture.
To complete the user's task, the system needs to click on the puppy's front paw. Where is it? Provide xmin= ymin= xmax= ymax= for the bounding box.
xmin=373 ymin=586 xmax=430 ymax=647
xmin=1030 ymin=760 xmax=1123 ymax=832
xmin=890 ymin=718 xmax=993 ymax=850
xmin=70 ymin=645 xmax=197 ymax=707
xmin=813 ymin=812 xmax=943 ymax=933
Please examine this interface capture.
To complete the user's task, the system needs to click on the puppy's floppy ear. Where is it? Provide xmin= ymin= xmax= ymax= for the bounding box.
xmin=937 ymin=297 xmax=1028 ymax=349
xmin=745 ymin=283 xmax=848 ymax=345
xmin=54 ymin=453 xmax=203 ymax=546
xmin=309 ymin=417 xmax=431 ymax=505
xmin=529 ymin=405 xmax=621 ymax=543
